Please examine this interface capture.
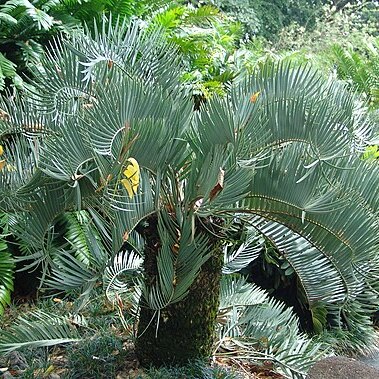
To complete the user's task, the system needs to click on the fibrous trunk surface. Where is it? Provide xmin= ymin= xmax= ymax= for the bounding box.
xmin=135 ymin=215 xmax=224 ymax=366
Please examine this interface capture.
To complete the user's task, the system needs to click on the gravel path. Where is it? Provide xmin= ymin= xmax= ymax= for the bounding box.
xmin=307 ymin=356 xmax=379 ymax=379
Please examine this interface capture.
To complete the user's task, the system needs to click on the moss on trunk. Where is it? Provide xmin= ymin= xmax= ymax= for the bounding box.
xmin=134 ymin=215 xmax=224 ymax=366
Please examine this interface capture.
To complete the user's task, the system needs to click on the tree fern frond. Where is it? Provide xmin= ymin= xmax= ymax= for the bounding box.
xmin=185 ymin=4 xmax=220 ymax=26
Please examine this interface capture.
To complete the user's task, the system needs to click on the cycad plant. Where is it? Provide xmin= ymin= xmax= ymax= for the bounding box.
xmin=1 ymin=18 xmax=379 ymax=371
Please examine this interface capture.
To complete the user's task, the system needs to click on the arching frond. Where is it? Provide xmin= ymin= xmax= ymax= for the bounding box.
xmin=0 ymin=311 xmax=84 ymax=355
xmin=233 ymin=63 xmax=373 ymax=159
xmin=223 ymin=226 xmax=264 ymax=274
xmin=0 ymin=130 xmax=40 ymax=212
xmin=45 ymin=214 xmax=109 ymax=290
xmin=217 ymin=275 xmax=328 ymax=379
xmin=10 ymin=184 xmax=67 ymax=260
xmin=77 ymin=18 xmax=182 ymax=92
xmin=103 ymin=249 xmax=143 ymax=315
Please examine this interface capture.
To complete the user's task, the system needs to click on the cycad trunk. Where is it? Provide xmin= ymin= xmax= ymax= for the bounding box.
xmin=135 ymin=217 xmax=224 ymax=366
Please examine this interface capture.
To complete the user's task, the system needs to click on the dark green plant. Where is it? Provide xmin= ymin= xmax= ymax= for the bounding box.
xmin=332 ymin=39 xmax=379 ymax=109
xmin=0 ymin=212 xmax=14 ymax=317
xmin=149 ymin=2 xmax=246 ymax=106
xmin=66 ymin=334 xmax=124 ymax=379
xmin=139 ymin=360 xmax=243 ymax=379
xmin=0 ymin=0 xmax=164 ymax=90
xmin=209 ymin=0 xmax=326 ymax=39
xmin=209 ymin=0 xmax=260 ymax=36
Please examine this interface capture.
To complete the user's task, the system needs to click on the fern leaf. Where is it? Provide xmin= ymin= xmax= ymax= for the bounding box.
xmin=0 ymin=241 xmax=14 ymax=317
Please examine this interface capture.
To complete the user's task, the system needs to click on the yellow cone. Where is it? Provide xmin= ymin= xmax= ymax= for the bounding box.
xmin=121 ymin=158 xmax=140 ymax=198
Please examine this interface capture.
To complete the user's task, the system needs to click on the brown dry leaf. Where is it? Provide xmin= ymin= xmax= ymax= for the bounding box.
xmin=209 ymin=168 xmax=225 ymax=201
xmin=0 ymin=109 xmax=10 ymax=121
xmin=250 ymin=91 xmax=261 ymax=103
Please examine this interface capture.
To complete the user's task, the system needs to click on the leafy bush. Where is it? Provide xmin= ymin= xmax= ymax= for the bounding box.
xmin=209 ymin=0 xmax=326 ymax=39
xmin=331 ymin=38 xmax=379 ymax=109
xmin=149 ymin=2 xmax=248 ymax=105
xmin=271 ymin=2 xmax=378 ymax=72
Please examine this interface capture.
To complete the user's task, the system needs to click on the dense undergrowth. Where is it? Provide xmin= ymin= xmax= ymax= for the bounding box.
xmin=0 ymin=295 xmax=277 ymax=378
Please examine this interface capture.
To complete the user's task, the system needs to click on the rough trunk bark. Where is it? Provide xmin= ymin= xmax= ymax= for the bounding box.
xmin=134 ymin=215 xmax=224 ymax=366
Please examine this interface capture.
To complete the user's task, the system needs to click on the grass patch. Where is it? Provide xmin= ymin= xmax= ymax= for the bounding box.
xmin=138 ymin=361 xmax=244 ymax=378
xmin=65 ymin=334 xmax=125 ymax=379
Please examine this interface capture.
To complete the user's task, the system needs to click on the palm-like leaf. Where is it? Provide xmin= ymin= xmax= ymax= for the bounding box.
xmin=0 ymin=213 xmax=14 ymax=317
xmin=217 ymin=275 xmax=328 ymax=379
xmin=0 ymin=311 xmax=84 ymax=354
xmin=45 ymin=214 xmax=109 ymax=291
xmin=140 ymin=213 xmax=212 ymax=311
xmin=0 ymin=100 xmax=42 ymax=211
xmin=103 ymin=249 xmax=143 ymax=312
xmin=223 ymin=226 xmax=264 ymax=274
